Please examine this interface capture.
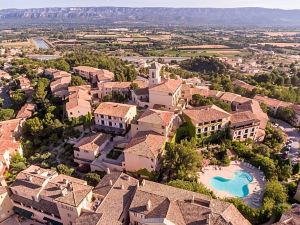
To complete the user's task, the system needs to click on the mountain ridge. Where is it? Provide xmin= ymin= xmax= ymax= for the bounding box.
xmin=1 ymin=7 xmax=300 ymax=28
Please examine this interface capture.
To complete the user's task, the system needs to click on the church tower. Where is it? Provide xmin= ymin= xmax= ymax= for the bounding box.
xmin=148 ymin=62 xmax=161 ymax=86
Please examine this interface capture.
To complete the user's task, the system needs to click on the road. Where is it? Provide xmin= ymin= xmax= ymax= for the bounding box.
xmin=271 ymin=118 xmax=300 ymax=163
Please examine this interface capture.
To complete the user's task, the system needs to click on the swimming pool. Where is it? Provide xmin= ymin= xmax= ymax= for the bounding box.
xmin=210 ymin=170 xmax=253 ymax=198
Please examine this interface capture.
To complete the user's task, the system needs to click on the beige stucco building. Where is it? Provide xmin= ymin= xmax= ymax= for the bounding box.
xmin=183 ymin=105 xmax=231 ymax=137
xmin=10 ymin=165 xmax=93 ymax=225
xmin=94 ymin=102 xmax=137 ymax=135
xmin=149 ymin=79 xmax=182 ymax=110
xmin=230 ymin=111 xmax=260 ymax=141
xmin=123 ymin=131 xmax=166 ymax=172
xmin=74 ymin=133 xmax=111 ymax=164
xmin=131 ymin=108 xmax=175 ymax=138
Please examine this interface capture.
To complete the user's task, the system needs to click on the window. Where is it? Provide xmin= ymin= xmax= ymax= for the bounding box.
xmin=245 ymin=129 xmax=248 ymax=134
xmin=109 ymin=122 xmax=112 ymax=126
xmin=101 ymin=120 xmax=105 ymax=125
xmin=108 ymin=116 xmax=111 ymax=119
xmin=119 ymin=123 xmax=123 ymax=128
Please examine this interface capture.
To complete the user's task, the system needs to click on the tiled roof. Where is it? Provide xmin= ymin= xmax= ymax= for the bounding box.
xmin=130 ymin=180 xmax=251 ymax=225
xmin=44 ymin=174 xmax=93 ymax=207
xmin=52 ymin=71 xmax=71 ymax=80
xmin=73 ymin=212 xmax=103 ymax=225
xmin=254 ymin=95 xmax=292 ymax=109
xmin=219 ymin=92 xmax=240 ymax=103
xmin=149 ymin=79 xmax=182 ymax=94
xmin=94 ymin=172 xmax=138 ymax=225
xmin=0 ymin=118 xmax=24 ymax=155
xmin=237 ymin=99 xmax=269 ymax=129
xmin=16 ymin=103 xmax=35 ymax=119
xmin=124 ymin=131 xmax=166 ymax=158
xmin=183 ymin=105 xmax=230 ymax=125
xmin=94 ymin=102 xmax=136 ymax=118
xmin=138 ymin=109 xmax=174 ymax=126
xmin=230 ymin=111 xmax=260 ymax=127
xmin=74 ymin=133 xmax=110 ymax=152
xmin=233 ymin=79 xmax=256 ymax=91
xmin=66 ymin=98 xmax=91 ymax=111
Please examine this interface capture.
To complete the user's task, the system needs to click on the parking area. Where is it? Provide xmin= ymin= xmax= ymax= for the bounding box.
xmin=271 ymin=118 xmax=300 ymax=164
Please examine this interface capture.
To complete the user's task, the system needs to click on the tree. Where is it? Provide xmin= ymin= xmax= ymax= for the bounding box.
xmin=164 ymin=139 xmax=202 ymax=180
xmin=70 ymin=75 xmax=87 ymax=86
xmin=57 ymin=164 xmax=74 ymax=176
xmin=24 ymin=117 xmax=44 ymax=136
xmin=34 ymin=78 xmax=50 ymax=102
xmin=167 ymin=179 xmax=214 ymax=197
xmin=264 ymin=180 xmax=288 ymax=204
xmin=0 ymin=108 xmax=14 ymax=121
xmin=10 ymin=89 xmax=27 ymax=109
xmin=84 ymin=173 xmax=101 ymax=187
xmin=130 ymin=82 xmax=139 ymax=90
xmin=292 ymin=163 xmax=300 ymax=175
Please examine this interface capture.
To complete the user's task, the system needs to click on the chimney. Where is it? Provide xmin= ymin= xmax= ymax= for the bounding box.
xmin=141 ymin=179 xmax=146 ymax=187
xmin=146 ymin=200 xmax=151 ymax=211
xmin=109 ymin=180 xmax=113 ymax=186
xmin=26 ymin=175 xmax=33 ymax=182
xmin=106 ymin=168 xmax=111 ymax=174
xmin=121 ymin=184 xmax=125 ymax=190
xmin=136 ymin=181 xmax=140 ymax=188
xmin=192 ymin=195 xmax=195 ymax=204
xmin=63 ymin=178 xmax=69 ymax=185
xmin=35 ymin=168 xmax=41 ymax=174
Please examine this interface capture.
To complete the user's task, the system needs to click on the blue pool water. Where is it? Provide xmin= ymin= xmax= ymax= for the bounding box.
xmin=210 ymin=170 xmax=253 ymax=198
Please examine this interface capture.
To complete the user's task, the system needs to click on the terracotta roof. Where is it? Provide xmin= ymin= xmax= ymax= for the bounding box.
xmin=149 ymin=79 xmax=182 ymax=94
xmin=44 ymin=174 xmax=93 ymax=207
xmin=18 ymin=75 xmax=31 ymax=87
xmin=0 ymin=118 xmax=24 ymax=155
xmin=254 ymin=95 xmax=292 ymax=109
xmin=237 ymin=99 xmax=269 ymax=129
xmin=219 ymin=92 xmax=240 ymax=103
xmin=74 ymin=66 xmax=100 ymax=73
xmin=52 ymin=71 xmax=71 ymax=80
xmin=183 ymin=105 xmax=231 ymax=125
xmin=74 ymin=212 xmax=103 ymax=225
xmin=100 ymin=82 xmax=131 ymax=89
xmin=130 ymin=180 xmax=251 ymax=225
xmin=16 ymin=103 xmax=35 ymax=119
xmin=74 ymin=133 xmax=110 ymax=152
xmin=0 ymin=70 xmax=10 ymax=79
xmin=94 ymin=172 xmax=138 ymax=225
xmin=138 ymin=109 xmax=174 ymax=126
xmin=233 ymin=79 xmax=256 ymax=91
xmin=230 ymin=111 xmax=260 ymax=127
xmin=124 ymin=131 xmax=166 ymax=158
xmin=94 ymin=102 xmax=136 ymax=118
xmin=66 ymin=98 xmax=91 ymax=111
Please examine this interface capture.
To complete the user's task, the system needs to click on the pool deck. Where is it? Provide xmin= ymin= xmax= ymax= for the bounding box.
xmin=198 ymin=161 xmax=265 ymax=208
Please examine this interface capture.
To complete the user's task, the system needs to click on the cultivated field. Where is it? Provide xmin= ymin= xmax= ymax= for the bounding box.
xmin=260 ymin=42 xmax=300 ymax=47
xmin=177 ymin=45 xmax=230 ymax=49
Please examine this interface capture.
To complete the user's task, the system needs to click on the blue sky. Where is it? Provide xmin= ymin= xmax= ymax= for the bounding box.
xmin=1 ymin=0 xmax=300 ymax=10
